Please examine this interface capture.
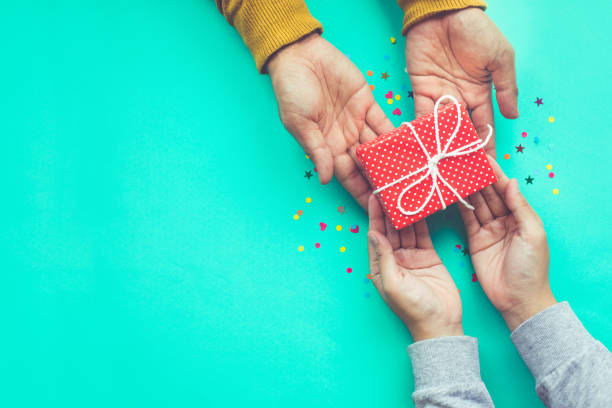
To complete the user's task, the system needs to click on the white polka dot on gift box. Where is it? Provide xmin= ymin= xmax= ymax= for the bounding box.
xmin=357 ymin=103 xmax=496 ymax=229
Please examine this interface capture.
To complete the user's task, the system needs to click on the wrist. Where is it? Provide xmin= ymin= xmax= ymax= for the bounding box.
xmin=410 ymin=322 xmax=464 ymax=342
xmin=502 ymin=291 xmax=557 ymax=331
xmin=266 ymin=32 xmax=321 ymax=76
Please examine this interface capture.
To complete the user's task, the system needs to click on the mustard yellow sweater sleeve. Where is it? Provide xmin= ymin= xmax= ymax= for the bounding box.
xmin=397 ymin=0 xmax=487 ymax=35
xmin=215 ymin=0 xmax=322 ymax=73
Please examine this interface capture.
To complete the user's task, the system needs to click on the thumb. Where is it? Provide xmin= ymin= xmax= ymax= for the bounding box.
xmin=505 ymin=179 xmax=540 ymax=232
xmin=367 ymin=231 xmax=399 ymax=287
xmin=309 ymin=144 xmax=334 ymax=185
xmin=490 ymin=44 xmax=519 ymax=119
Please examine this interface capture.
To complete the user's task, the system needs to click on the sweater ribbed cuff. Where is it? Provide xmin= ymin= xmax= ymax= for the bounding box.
xmin=229 ymin=2 xmax=322 ymax=73
xmin=407 ymin=336 xmax=482 ymax=390
xmin=399 ymin=0 xmax=487 ymax=35
xmin=511 ymin=302 xmax=595 ymax=381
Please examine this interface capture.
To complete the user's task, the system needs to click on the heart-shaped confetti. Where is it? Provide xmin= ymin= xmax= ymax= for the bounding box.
xmin=349 ymin=225 xmax=359 ymax=233
xmin=319 ymin=222 xmax=327 ymax=231
xmin=385 ymin=91 xmax=393 ymax=98
xmin=392 ymin=108 xmax=401 ymax=116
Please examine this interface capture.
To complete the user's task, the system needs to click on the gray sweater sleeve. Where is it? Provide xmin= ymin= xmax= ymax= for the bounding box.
xmin=511 ymin=301 xmax=612 ymax=408
xmin=407 ymin=336 xmax=494 ymax=407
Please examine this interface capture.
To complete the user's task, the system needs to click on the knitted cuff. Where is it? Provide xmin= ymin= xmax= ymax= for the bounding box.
xmin=398 ymin=0 xmax=487 ymax=35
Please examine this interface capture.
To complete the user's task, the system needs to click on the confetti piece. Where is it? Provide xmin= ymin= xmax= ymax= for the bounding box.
xmin=349 ymin=225 xmax=359 ymax=233
xmin=366 ymin=273 xmax=371 ymax=280
xmin=319 ymin=222 xmax=327 ymax=231
xmin=298 ymin=245 xmax=304 ymax=252
xmin=381 ymin=72 xmax=389 ymax=80
xmin=365 ymin=292 xmax=370 ymax=297
xmin=366 ymin=70 xmax=373 ymax=77
xmin=346 ymin=267 xmax=352 ymax=273
xmin=454 ymin=247 xmax=460 ymax=253
xmin=549 ymin=172 xmax=555 ymax=178
xmin=525 ymin=175 xmax=534 ymax=184
xmin=315 ymin=242 xmax=320 ymax=248
xmin=522 ymin=131 xmax=527 ymax=138
xmin=390 ymin=36 xmax=396 ymax=44
xmin=297 ymin=210 xmax=303 ymax=215
xmin=305 ymin=154 xmax=310 ymax=159
xmin=395 ymin=94 xmax=401 ymax=101
xmin=535 ymin=97 xmax=543 ymax=106
xmin=304 ymin=170 xmax=313 ymax=179
xmin=392 ymin=108 xmax=401 ymax=116
xmin=337 ymin=206 xmax=346 ymax=214
xmin=553 ymin=188 xmax=559 ymax=195
xmin=534 ymin=170 xmax=540 ymax=175
xmin=516 ymin=144 xmax=525 ymax=153
xmin=336 ymin=225 xmax=342 ymax=231
xmin=548 ymin=116 xmax=555 ymax=123
xmin=472 ymin=273 xmax=478 ymax=282
xmin=387 ymin=98 xmax=393 ymax=105
xmin=546 ymin=164 xmax=553 ymax=170
xmin=455 ymin=244 xmax=462 ymax=249
xmin=293 ymin=214 xmax=300 ymax=220
xmin=534 ymin=136 xmax=540 ymax=144
xmin=305 ymin=197 xmax=312 ymax=203
xmin=384 ymin=54 xmax=390 ymax=61
xmin=385 ymin=91 xmax=393 ymax=98
xmin=504 ymin=153 xmax=510 ymax=160
xmin=460 ymin=261 xmax=465 ymax=267
xmin=339 ymin=246 xmax=346 ymax=253
xmin=369 ymin=84 xmax=375 ymax=90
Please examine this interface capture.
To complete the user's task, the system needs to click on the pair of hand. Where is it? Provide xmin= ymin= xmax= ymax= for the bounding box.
xmin=367 ymin=158 xmax=556 ymax=341
xmin=267 ymin=8 xmax=518 ymax=209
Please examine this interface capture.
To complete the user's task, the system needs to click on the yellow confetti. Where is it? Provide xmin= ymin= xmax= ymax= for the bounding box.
xmin=339 ymin=246 xmax=346 ymax=253
xmin=293 ymin=214 xmax=299 ymax=220
xmin=395 ymin=94 xmax=401 ymax=101
xmin=298 ymin=245 xmax=304 ymax=252
xmin=548 ymin=116 xmax=555 ymax=123
xmin=546 ymin=164 xmax=553 ymax=170
xmin=387 ymin=98 xmax=393 ymax=105
xmin=305 ymin=197 xmax=312 ymax=203
xmin=305 ymin=154 xmax=309 ymax=159
xmin=390 ymin=37 xmax=396 ymax=44
xmin=336 ymin=225 xmax=342 ymax=231
xmin=553 ymin=188 xmax=559 ymax=195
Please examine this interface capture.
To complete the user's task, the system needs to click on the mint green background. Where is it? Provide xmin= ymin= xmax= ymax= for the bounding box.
xmin=1 ymin=1 xmax=611 ymax=407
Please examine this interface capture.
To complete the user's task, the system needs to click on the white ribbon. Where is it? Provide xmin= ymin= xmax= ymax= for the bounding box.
xmin=373 ymin=95 xmax=492 ymax=216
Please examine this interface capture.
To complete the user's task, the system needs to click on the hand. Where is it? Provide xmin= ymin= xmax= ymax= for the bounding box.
xmin=459 ymin=158 xmax=556 ymax=331
xmin=405 ymin=7 xmax=518 ymax=157
xmin=267 ymin=34 xmax=394 ymax=209
xmin=367 ymin=195 xmax=462 ymax=342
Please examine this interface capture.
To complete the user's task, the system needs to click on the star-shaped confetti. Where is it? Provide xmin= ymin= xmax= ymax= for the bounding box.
xmin=516 ymin=144 xmax=525 ymax=153
xmin=462 ymin=248 xmax=469 ymax=256
xmin=381 ymin=72 xmax=389 ymax=80
xmin=525 ymin=175 xmax=534 ymax=184
xmin=407 ymin=91 xmax=414 ymax=98
xmin=337 ymin=206 xmax=346 ymax=214
xmin=304 ymin=170 xmax=313 ymax=179
xmin=535 ymin=97 xmax=543 ymax=106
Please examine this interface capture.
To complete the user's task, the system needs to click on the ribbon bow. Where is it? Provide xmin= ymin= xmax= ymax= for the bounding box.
xmin=373 ymin=95 xmax=492 ymax=216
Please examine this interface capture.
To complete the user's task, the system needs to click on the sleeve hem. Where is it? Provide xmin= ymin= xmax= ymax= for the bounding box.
xmin=399 ymin=0 xmax=487 ymax=35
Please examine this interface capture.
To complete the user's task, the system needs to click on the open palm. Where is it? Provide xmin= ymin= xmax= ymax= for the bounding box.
xmin=368 ymin=196 xmax=462 ymax=341
xmin=267 ymin=34 xmax=394 ymax=209
xmin=405 ymin=7 xmax=518 ymax=157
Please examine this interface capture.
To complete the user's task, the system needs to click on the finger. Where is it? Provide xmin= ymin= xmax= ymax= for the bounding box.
xmin=487 ymin=154 xmax=512 ymax=198
xmin=365 ymin=102 xmax=394 ymax=139
xmin=504 ymin=179 xmax=542 ymax=233
xmin=414 ymin=219 xmax=433 ymax=249
xmin=480 ymin=185 xmax=509 ymax=218
xmin=413 ymin=94 xmax=434 ymax=119
xmin=293 ymin=128 xmax=334 ymax=184
xmin=470 ymin=99 xmax=496 ymax=158
xmin=458 ymin=202 xmax=481 ymax=236
xmin=334 ymin=153 xmax=372 ymax=210
xmin=399 ymin=223 xmax=416 ymax=249
xmin=490 ymin=44 xmax=519 ymax=119
xmin=368 ymin=195 xmax=386 ymax=291
xmin=368 ymin=231 xmax=400 ymax=288
xmin=468 ymin=191 xmax=494 ymax=225
xmin=384 ymin=215 xmax=401 ymax=250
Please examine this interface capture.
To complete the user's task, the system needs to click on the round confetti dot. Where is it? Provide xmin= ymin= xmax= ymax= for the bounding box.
xmin=305 ymin=154 xmax=309 ymax=159
xmin=390 ymin=37 xmax=396 ymax=44
xmin=395 ymin=94 xmax=401 ymax=101
xmin=522 ymin=131 xmax=527 ymax=137
xmin=504 ymin=153 xmax=510 ymax=160
xmin=336 ymin=225 xmax=342 ymax=231
xmin=548 ymin=116 xmax=555 ymax=123
xmin=369 ymin=84 xmax=375 ymax=90
xmin=293 ymin=214 xmax=299 ymax=220
xmin=366 ymin=273 xmax=371 ymax=280
xmin=546 ymin=164 xmax=553 ymax=170
xmin=365 ymin=292 xmax=370 ymax=298
xmin=387 ymin=98 xmax=393 ymax=105
xmin=296 ymin=210 xmax=303 ymax=215
xmin=346 ymin=267 xmax=352 ymax=273
xmin=553 ymin=188 xmax=559 ymax=195
xmin=339 ymin=246 xmax=346 ymax=253
xmin=305 ymin=197 xmax=312 ymax=203
xmin=366 ymin=70 xmax=373 ymax=77
xmin=549 ymin=172 xmax=555 ymax=178
xmin=298 ymin=245 xmax=304 ymax=252
xmin=315 ymin=242 xmax=320 ymax=248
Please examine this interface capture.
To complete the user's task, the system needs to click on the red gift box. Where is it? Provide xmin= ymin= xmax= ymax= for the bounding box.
xmin=356 ymin=96 xmax=496 ymax=230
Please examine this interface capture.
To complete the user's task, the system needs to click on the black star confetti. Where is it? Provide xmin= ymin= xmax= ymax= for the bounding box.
xmin=516 ymin=144 xmax=525 ymax=153
xmin=381 ymin=72 xmax=389 ymax=80
xmin=304 ymin=170 xmax=313 ymax=179
xmin=525 ymin=175 xmax=534 ymax=184
xmin=407 ymin=91 xmax=414 ymax=98
xmin=462 ymin=248 xmax=469 ymax=256
xmin=534 ymin=97 xmax=543 ymax=106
